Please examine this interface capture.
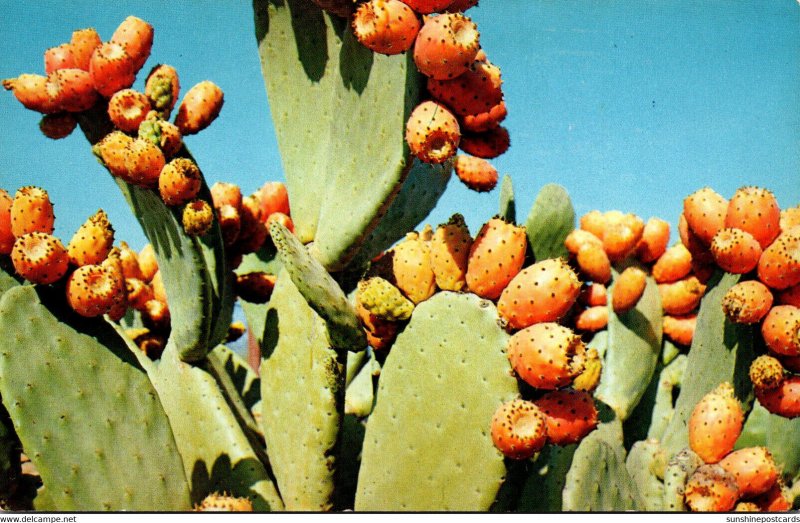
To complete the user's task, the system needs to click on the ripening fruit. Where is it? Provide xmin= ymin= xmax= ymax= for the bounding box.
xmin=216 ymin=204 xmax=241 ymax=246
xmin=709 ymin=228 xmax=762 ymax=274
xmin=757 ymin=229 xmax=800 ymax=291
xmin=70 ymin=28 xmax=102 ymax=71
xmin=755 ymin=375 xmax=800 ymax=419
xmin=138 ymin=116 xmax=183 ymax=159
xmin=44 ymin=44 xmax=76 ymax=74
xmin=39 ymin=113 xmax=78 ymax=140
xmin=725 ymin=186 xmax=781 ymax=250
xmin=760 ymin=305 xmax=800 ymax=357
xmin=2 ymin=74 xmax=59 ymax=114
xmin=257 ymin=181 xmax=291 ymax=220
xmin=125 ymin=278 xmax=154 ymax=311
xmin=89 ymin=42 xmax=137 ymax=98
xmin=351 ymin=0 xmax=421 ymax=55
xmin=196 ymin=493 xmax=254 ymax=512
xmin=355 ymin=299 xmax=399 ymax=352
xmin=405 ymin=101 xmax=461 ymax=164
xmin=11 ymin=186 xmax=55 ymax=237
xmin=428 ymin=58 xmax=503 ymax=117
xmin=182 ymin=200 xmax=214 ymax=236
xmin=65 ymin=263 xmax=122 ymax=317
xmin=534 ymin=389 xmax=598 ymax=446
xmin=235 ymin=272 xmax=277 ymax=304
xmin=777 ymin=284 xmax=800 ymax=307
xmin=753 ymin=483 xmax=792 ymax=512
xmin=159 ymin=157 xmax=201 ymax=206
xmin=506 ymin=322 xmax=586 ymax=390
xmin=574 ymin=305 xmax=609 ymax=332
xmin=101 ymin=249 xmax=129 ymax=322
xmin=110 ymin=16 xmax=154 ymax=72
xmin=575 ymin=244 xmax=611 ymax=284
xmin=235 ymin=195 xmax=268 ymax=255
xmin=108 ymin=89 xmax=151 ymax=133
xmin=138 ymin=244 xmax=158 ymax=282
xmin=0 ymin=190 xmax=13 ymax=255
xmin=688 ymin=382 xmax=744 ymax=464
xmin=356 ymin=277 xmax=414 ymax=321
xmin=403 ymin=0 xmax=454 ymax=14
xmin=429 ymin=213 xmax=472 ymax=291
xmin=564 ymin=228 xmax=603 ymax=256
xmin=413 ymin=13 xmax=479 ymax=80
xmin=749 ymin=355 xmax=785 ymax=392
xmin=683 ymin=187 xmax=728 ymax=246
xmin=453 ymin=154 xmax=498 ymax=192
xmin=720 ymin=447 xmax=779 ymax=499
xmin=780 ymin=206 xmax=800 ymax=232
xmin=391 ymin=231 xmax=436 ymax=304
xmin=210 ymin=182 xmax=242 ymax=211
xmin=636 ymin=217 xmax=671 ymax=263
xmin=652 ymin=243 xmax=693 ymax=283
xmin=721 ymin=280 xmax=773 ymax=325
xmin=579 ymin=283 xmax=607 ymax=307
xmin=611 ymin=266 xmax=647 ymax=314
xmin=265 ymin=212 xmax=294 ymax=235
xmin=174 ymin=81 xmax=224 ymax=135
xmin=93 ymin=131 xmax=133 ymax=179
xmin=465 ymin=217 xmax=527 ymax=299
xmin=461 ymin=100 xmax=507 ymax=133
xmin=572 ymin=348 xmax=602 ymax=392
xmin=142 ymin=298 xmax=170 ymax=332
xmin=684 ymin=464 xmax=740 ymax=512
xmin=601 ymin=211 xmax=645 ymax=262
xmin=662 ymin=313 xmax=697 ymax=347
xmin=459 ymin=126 xmax=510 ymax=159
xmin=659 ymin=276 xmax=706 ymax=316
xmin=47 ymin=68 xmax=98 ymax=112
xmin=124 ymin=137 xmax=166 ymax=188
xmin=11 ymin=232 xmax=69 ymax=285
xmin=490 ymin=399 xmax=548 ymax=460
xmin=67 ymin=209 xmax=115 ymax=266
xmin=145 ymin=64 xmax=180 ymax=118
xmin=679 ymin=212 xmax=712 ymax=260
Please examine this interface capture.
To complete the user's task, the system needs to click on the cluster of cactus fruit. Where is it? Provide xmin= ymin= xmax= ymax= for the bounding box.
xmin=0 ymin=1 xmax=798 ymax=513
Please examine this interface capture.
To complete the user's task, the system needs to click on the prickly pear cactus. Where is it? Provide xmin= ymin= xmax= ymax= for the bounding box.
xmin=515 ymin=445 xmax=577 ymax=512
xmin=499 ymin=175 xmax=516 ymax=223
xmin=355 ymin=292 xmax=519 ymax=511
xmin=662 ymin=448 xmax=702 ymax=511
xmin=525 ymin=184 xmax=575 ymax=261
xmin=626 ymin=439 xmax=665 ymax=511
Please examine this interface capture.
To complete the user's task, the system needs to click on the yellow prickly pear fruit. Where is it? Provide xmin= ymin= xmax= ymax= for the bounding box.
xmin=429 ymin=213 xmax=472 ymax=292
xmin=357 ymin=277 xmax=414 ymax=321
xmin=391 ymin=231 xmax=436 ymax=304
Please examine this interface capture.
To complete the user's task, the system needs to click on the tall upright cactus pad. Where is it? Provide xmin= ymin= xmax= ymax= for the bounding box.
xmin=255 ymin=0 xmax=428 ymax=270
xmin=499 ymin=175 xmax=516 ymax=223
xmin=355 ymin=292 xmax=519 ymax=511
xmin=205 ymin=345 xmax=263 ymax=438
xmin=661 ymin=272 xmax=755 ymax=459
xmin=647 ymin=355 xmax=687 ymax=442
xmin=0 ymin=285 xmax=190 ymax=511
xmin=259 ymin=272 xmax=346 ymax=511
xmin=595 ymin=268 xmax=662 ymax=420
xmin=526 ymin=184 xmax=575 ymax=261
xmin=626 ymin=439 xmax=665 ymax=511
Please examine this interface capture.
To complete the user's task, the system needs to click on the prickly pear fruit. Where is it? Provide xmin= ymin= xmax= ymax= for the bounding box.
xmin=461 ymin=100 xmax=507 ymax=133
xmin=490 ymin=399 xmax=548 ymax=460
xmin=428 ymin=58 xmax=502 ymax=117
xmin=48 ymin=68 xmax=98 ymax=112
xmin=446 ymin=0 xmax=479 ymax=11
xmin=235 ymin=195 xmax=268 ymax=255
xmin=760 ymin=305 xmax=800 ymax=357
xmin=574 ymin=305 xmax=609 ymax=333
xmin=196 ymin=493 xmax=254 ymax=512
xmin=405 ymin=100 xmax=461 ymax=164
xmin=777 ymin=284 xmax=800 ymax=307
xmin=721 ymin=280 xmax=773 ymax=325
xmin=124 ymin=137 xmax=166 ymax=188
xmin=579 ymin=283 xmax=607 ymax=307
xmin=749 ymin=355 xmax=785 ymax=392
xmin=497 ymin=258 xmax=581 ymax=329
xmin=11 ymin=232 xmax=69 ymax=285
xmin=125 ymin=278 xmax=154 ymax=311
xmin=145 ymin=64 xmax=180 ymax=118
xmin=678 ymin=212 xmax=712 ymax=260
xmin=466 ymin=217 xmax=526 ymax=299
xmin=142 ymin=298 xmax=170 ymax=332
xmin=265 ymin=212 xmax=294 ymax=234
xmin=719 ymin=447 xmax=778 ymax=498
xmin=108 ymin=88 xmax=151 ymax=133
xmin=757 ymin=229 xmax=800 ymax=291
xmin=575 ymin=244 xmax=612 ymax=284
xmin=534 ymin=389 xmax=598 ymax=446
xmin=459 ymin=126 xmax=510 ymax=159
xmin=780 ymin=206 xmax=800 ymax=231
xmin=601 ymin=211 xmax=645 ymax=262
xmin=110 ymin=16 xmax=154 ymax=72
xmin=684 ymin=464 xmax=740 ymax=512
xmin=67 ymin=209 xmax=114 ymax=266
xmin=683 ymin=187 xmax=728 ymax=246
xmin=216 ymin=204 xmax=241 ymax=246
xmin=115 ymin=242 xmax=142 ymax=281
xmin=39 ymin=113 xmax=78 ymax=140
xmin=403 ymin=0 xmax=454 ymax=14
xmin=235 ymin=272 xmax=277 ymax=304
xmin=70 ymin=28 xmax=102 ymax=71
xmin=138 ymin=244 xmax=158 ymax=282
xmin=687 ymin=382 xmax=744 ymax=464
xmin=507 ymin=322 xmax=586 ymax=390
xmin=734 ymin=502 xmax=759 ymax=512
xmin=89 ymin=42 xmax=137 ymax=98
xmin=391 ymin=232 xmax=436 ymax=304
xmin=138 ymin=116 xmax=183 ymax=159
xmin=182 ymin=199 xmax=214 ymax=236
xmin=663 ymin=313 xmax=697 ymax=347
xmin=355 ymin=299 xmax=399 ymax=352
xmin=413 ymin=13 xmax=479 ymax=80
xmin=159 ymin=157 xmax=201 ymax=206
xmin=93 ymin=131 xmax=133 ymax=179
xmin=0 ymin=189 xmax=13 ymax=255
xmin=429 ymin=213 xmax=472 ymax=291
xmin=565 ymin=228 xmax=603 ymax=256
xmin=652 ymin=243 xmax=693 ymax=284
xmin=10 ymin=186 xmax=55 ymax=237
xmin=2 ymin=74 xmax=59 ymax=114
xmin=636 ymin=217 xmax=671 ymax=263
xmin=100 ymin=248 xmax=129 ymax=322
xmin=611 ymin=266 xmax=647 ymax=314
xmin=710 ymin=228 xmax=762 ymax=274
xmin=755 ymin=375 xmax=800 ymax=419
xmin=174 ymin=81 xmax=224 ymax=135
xmin=725 ymin=186 xmax=781 ymax=250
xmin=572 ymin=347 xmax=602 ymax=392
xmin=44 ymin=44 xmax=76 ymax=74
xmin=357 ymin=277 xmax=414 ymax=321
xmin=65 ymin=263 xmax=121 ymax=317
xmin=753 ymin=483 xmax=792 ymax=512
xmin=209 ymin=181 xmax=242 ymax=211
xmin=659 ymin=275 xmax=706 ymax=316
xmin=453 ymin=154 xmax=498 ymax=192
xmin=352 ymin=0 xmax=421 ymax=56
xmin=256 ymin=181 xmax=290 ymax=219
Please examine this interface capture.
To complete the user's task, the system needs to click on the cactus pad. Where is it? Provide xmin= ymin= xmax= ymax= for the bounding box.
xmin=663 ymin=448 xmax=702 ymax=511
xmin=626 ymin=439 xmax=665 ymax=511
xmin=516 ymin=445 xmax=577 ymax=512
xmin=525 ymin=183 xmax=575 ymax=261
xmin=499 ymin=174 xmax=516 ymax=223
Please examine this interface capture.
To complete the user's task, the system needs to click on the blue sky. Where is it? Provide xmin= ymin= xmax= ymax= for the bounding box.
xmin=1 ymin=0 xmax=798 ymax=253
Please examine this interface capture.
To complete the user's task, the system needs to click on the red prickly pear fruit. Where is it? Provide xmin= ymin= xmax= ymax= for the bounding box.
xmin=635 ymin=217 xmax=671 ymax=263
xmin=403 ymin=0 xmax=454 ymax=14
xmin=11 ymin=233 xmax=69 ymax=285
xmin=413 ymin=13 xmax=479 ymax=80
xmin=574 ymin=305 xmax=609 ymax=333
xmin=0 ymin=190 xmax=13 ymax=255
xmin=446 ymin=0 xmax=479 ymax=12
xmin=257 ymin=181 xmax=291 ymax=220
xmin=125 ymin=278 xmax=154 ymax=311
xmin=405 ymin=101 xmax=460 ymax=164
xmin=174 ymin=81 xmax=224 ymax=135
xmin=719 ymin=447 xmax=779 ymax=498
xmin=142 ymin=298 xmax=170 ymax=332
xmin=757 ymin=229 xmax=800 ymax=291
xmin=44 ymin=44 xmax=76 ymax=74
xmin=490 ymin=398 xmax=548 ymax=460
xmin=89 ymin=42 xmax=137 ymax=98
xmin=182 ymin=199 xmax=214 ymax=237
xmin=721 ymin=280 xmax=773 ymax=324
xmin=429 ymin=213 xmax=472 ymax=291
xmin=39 ymin=113 xmax=78 ymax=140
xmin=534 ymin=389 xmax=598 ymax=446
xmin=235 ymin=272 xmax=277 ymax=304
xmin=652 ymin=243 xmax=693 ymax=284
xmin=710 ymin=228 xmax=762 ymax=274
xmin=391 ymin=231 xmax=436 ymax=304
xmin=507 ymin=322 xmax=586 ymax=390
xmin=575 ymin=243 xmax=611 ymax=285
xmin=124 ymin=137 xmax=166 ymax=188
xmin=108 ymin=89 xmax=151 ymax=133
xmin=459 ymin=126 xmax=510 ymax=159
xmin=196 ymin=493 xmax=254 ymax=512
xmin=67 ymin=209 xmax=115 ymax=266
xmin=465 ymin=217 xmax=527 ymax=299
xmin=659 ymin=275 xmax=706 ymax=316
xmin=235 ymin=195 xmax=268 ymax=255
xmin=93 ymin=131 xmax=133 ymax=179
xmin=753 ymin=483 xmax=792 ymax=512
xmin=760 ymin=305 xmax=800 ymax=357
xmin=210 ymin=182 xmax=242 ymax=210
xmin=688 ymin=382 xmax=744 ymax=464
xmin=498 ymin=258 xmax=581 ymax=329
xmin=453 ymin=154 xmax=498 ymax=192
xmin=428 ymin=58 xmax=502 ymax=117
xmin=48 ymin=68 xmax=99 ymax=113
xmin=351 ymin=0 xmax=421 ymax=56
xmin=159 ymin=157 xmax=201 ymax=206
xmin=777 ymin=284 xmax=800 ymax=307
xmin=265 ymin=211 xmax=294 ymax=234
xmin=564 ymin=228 xmax=603 ymax=256
xmin=749 ymin=355 xmax=785 ymax=392
xmin=611 ymin=266 xmax=647 ymax=314
xmin=725 ymin=186 xmax=781 ymax=250
xmin=755 ymin=375 xmax=800 ymax=419
xmin=684 ymin=464 xmax=740 ymax=512
xmin=579 ymin=283 xmax=607 ymax=307
xmin=145 ymin=64 xmax=180 ymax=118
xmin=138 ymin=244 xmax=158 ymax=283
xmin=10 ymin=186 xmax=55 ymax=237
xmin=1 ymin=74 xmax=59 ymax=114
xmin=65 ymin=263 xmax=121 ymax=317
xmin=780 ymin=205 xmax=800 ymax=231
xmin=354 ymin=299 xmax=399 ymax=352
xmin=683 ymin=187 xmax=729 ymax=246
xmin=110 ymin=16 xmax=154 ymax=72
xmin=70 ymin=28 xmax=102 ymax=71
xmin=663 ymin=313 xmax=697 ymax=347
xmin=461 ymin=100 xmax=507 ymax=133
xmin=217 ymin=204 xmax=241 ymax=247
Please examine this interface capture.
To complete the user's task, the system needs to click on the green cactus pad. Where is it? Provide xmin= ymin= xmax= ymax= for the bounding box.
xmin=737 ymin=402 xmax=800 ymax=480
xmin=355 ymin=292 xmax=519 ymax=511
xmin=647 ymin=355 xmax=688 ymax=442
xmin=149 ymin=348 xmax=282 ymax=511
xmin=236 ymin=242 xmax=281 ymax=349
xmin=499 ymin=175 xmax=516 ymax=223
xmin=0 ymin=259 xmax=20 ymax=295
xmin=205 ymin=345 xmax=263 ymax=438
xmin=626 ymin=439 xmax=665 ymax=511
xmin=595 ymin=268 xmax=662 ymax=421
xmin=0 ymin=403 xmax=20 ymax=499
xmin=661 ymin=272 xmax=755 ymax=460
xmin=344 ymin=350 xmax=380 ymax=418
xmin=516 ymin=445 xmax=577 ymax=512
xmin=662 ymin=448 xmax=702 ymax=511
xmin=525 ymin=183 xmax=575 ymax=261
xmin=0 ymin=285 xmax=190 ymax=511
xmin=259 ymin=271 xmax=345 ymax=510
xmin=270 ymin=221 xmax=366 ymax=351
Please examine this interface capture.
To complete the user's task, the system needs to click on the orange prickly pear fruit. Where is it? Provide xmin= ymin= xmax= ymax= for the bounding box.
xmin=757 ymin=228 xmax=800 ymax=291
xmin=2 ymin=74 xmax=59 ymax=114
xmin=210 ymin=181 xmax=242 ymax=210
xmin=683 ymin=187 xmax=729 ymax=246
xmin=579 ymin=210 xmax=606 ymax=240
xmin=413 ymin=13 xmax=479 ymax=80
xmin=257 ymin=181 xmax=290 ymax=220
xmin=101 ymin=248 xmax=129 ymax=322
xmin=65 ymin=263 xmax=123 ymax=318
xmin=709 ymin=228 xmax=762 ymax=274
xmin=174 ymin=81 xmax=224 ymax=135
xmin=734 ymin=502 xmax=760 ymax=512
xmin=44 ymin=44 xmax=76 ymax=74
xmin=564 ymin=228 xmax=603 ymax=256
xmin=182 ymin=199 xmax=214 ymax=236
xmin=235 ymin=272 xmax=277 ymax=304
xmin=725 ymin=186 xmax=781 ymax=250
xmin=749 ymin=355 xmax=785 ymax=392
xmin=533 ymin=389 xmax=598 ymax=446
xmin=720 ymin=447 xmax=779 ymax=499
xmin=138 ymin=244 xmax=158 ymax=282
xmin=142 ymin=298 xmax=170 ymax=332
xmin=93 ymin=131 xmax=133 ymax=179
xmin=497 ymin=258 xmax=581 ymax=329
xmin=755 ymin=375 xmax=800 ymax=419
xmin=652 ymin=243 xmax=693 ymax=284
xmin=429 ymin=213 xmax=472 ymax=291
xmin=506 ymin=322 xmax=586 ymax=390
xmin=0 ymin=189 xmax=13 ymax=255
xmin=11 ymin=186 xmax=55 ymax=237
xmin=356 ymin=277 xmax=414 ymax=321
xmin=461 ymin=100 xmax=507 ymax=133
xmin=678 ymin=212 xmax=713 ymax=263
xmin=663 ymin=313 xmax=697 ymax=347
xmin=453 ymin=154 xmax=498 ymax=192
xmin=216 ymin=204 xmax=241 ymax=247
xmin=39 ymin=113 xmax=78 ymax=140
xmin=405 ymin=100 xmax=460 ymax=164
xmin=116 ymin=241 xmax=143 ymax=280
xmin=465 ymin=217 xmax=527 ymax=299
xmin=459 ymin=126 xmax=510 ymax=159
xmin=574 ymin=305 xmax=609 ymax=332
xmin=70 ymin=28 xmax=102 ymax=72
xmin=776 ymin=284 xmax=800 ymax=307
xmin=753 ymin=483 xmax=792 ymax=512
xmin=196 ymin=493 xmax=253 ymax=512
xmin=110 ymin=16 xmax=153 ymax=72
xmin=159 ymin=157 xmax=201 ymax=206
xmin=108 ymin=88 xmax=151 ymax=133
xmin=659 ymin=275 xmax=706 ymax=316
xmin=125 ymin=278 xmax=155 ymax=311
xmin=428 ymin=58 xmax=503 ymax=118
xmin=688 ymin=382 xmax=744 ymax=464
xmin=151 ymin=269 xmax=167 ymax=304
xmin=601 ymin=211 xmax=645 ymax=262
xmin=780 ymin=205 xmax=800 ymax=232
xmin=11 ymin=232 xmax=69 ymax=285
xmin=138 ymin=115 xmax=183 ymax=159
xmin=235 ymin=195 xmax=268 ymax=255
xmin=684 ymin=464 xmax=740 ymax=512
xmin=579 ymin=283 xmax=607 ymax=307
xmin=760 ymin=305 xmax=800 ymax=357
xmin=89 ymin=41 xmax=137 ymax=98
xmin=124 ymin=137 xmax=166 ymax=188
xmin=575 ymin=244 xmax=611 ymax=284
xmin=265 ymin=212 xmax=294 ymax=234
xmin=47 ymin=68 xmax=99 ymax=113
xmin=145 ymin=64 xmax=180 ymax=119
xmin=636 ymin=217 xmax=671 ymax=263
xmin=611 ymin=266 xmax=647 ymax=314
xmin=391 ymin=231 xmax=436 ymax=304
xmin=490 ymin=399 xmax=548 ymax=460
xmin=721 ymin=280 xmax=773 ymax=324
xmin=354 ymin=299 xmax=399 ymax=352
xmin=67 ymin=209 xmax=115 ymax=266
xmin=351 ymin=0 xmax=421 ymax=56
